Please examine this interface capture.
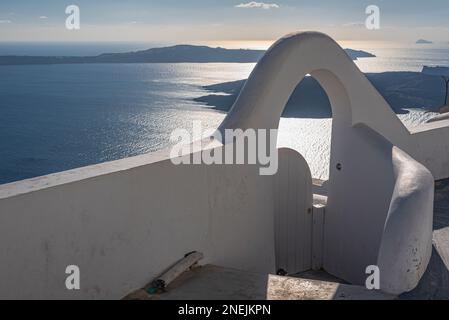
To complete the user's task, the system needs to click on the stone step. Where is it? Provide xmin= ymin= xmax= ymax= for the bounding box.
xmin=128 ymin=265 xmax=395 ymax=300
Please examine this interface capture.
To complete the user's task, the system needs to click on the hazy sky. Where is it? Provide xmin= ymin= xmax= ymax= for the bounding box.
xmin=1 ymin=0 xmax=449 ymax=44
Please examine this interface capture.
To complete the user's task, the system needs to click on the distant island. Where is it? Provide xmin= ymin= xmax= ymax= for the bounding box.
xmin=194 ymin=71 xmax=446 ymax=118
xmin=416 ymin=39 xmax=433 ymax=44
xmin=0 ymin=45 xmax=375 ymax=66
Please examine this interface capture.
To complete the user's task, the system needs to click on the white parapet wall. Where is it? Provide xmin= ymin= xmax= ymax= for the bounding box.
xmin=0 ymin=147 xmax=280 ymax=299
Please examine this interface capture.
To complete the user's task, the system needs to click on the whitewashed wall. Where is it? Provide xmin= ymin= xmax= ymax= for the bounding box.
xmin=0 ymin=147 xmax=280 ymax=299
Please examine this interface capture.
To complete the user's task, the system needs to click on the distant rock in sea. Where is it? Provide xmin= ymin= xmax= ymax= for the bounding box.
xmin=422 ymin=66 xmax=449 ymax=76
xmin=344 ymin=49 xmax=376 ymax=60
xmin=416 ymin=39 xmax=433 ymax=44
xmin=0 ymin=45 xmax=375 ymax=66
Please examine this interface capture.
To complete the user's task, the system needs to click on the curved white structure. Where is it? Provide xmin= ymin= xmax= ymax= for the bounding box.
xmin=219 ymin=32 xmax=439 ymax=294
xmin=378 ymin=148 xmax=434 ymax=294
xmin=0 ymin=32 xmax=445 ymax=299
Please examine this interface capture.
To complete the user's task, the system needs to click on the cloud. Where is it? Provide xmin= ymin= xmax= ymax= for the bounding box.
xmin=39 ymin=16 xmax=48 ymax=19
xmin=0 ymin=20 xmax=12 ymax=24
xmin=235 ymin=2 xmax=280 ymax=9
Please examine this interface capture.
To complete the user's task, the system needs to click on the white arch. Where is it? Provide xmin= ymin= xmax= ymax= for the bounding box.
xmin=220 ymin=32 xmax=407 ymax=135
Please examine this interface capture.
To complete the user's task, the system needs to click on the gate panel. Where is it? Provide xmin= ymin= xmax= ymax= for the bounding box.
xmin=274 ymin=148 xmax=313 ymax=274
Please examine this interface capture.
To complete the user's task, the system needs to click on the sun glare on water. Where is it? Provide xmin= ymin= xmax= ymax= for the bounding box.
xmin=197 ymin=40 xmax=275 ymax=50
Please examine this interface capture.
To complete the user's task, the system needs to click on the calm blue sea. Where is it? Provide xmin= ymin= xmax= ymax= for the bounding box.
xmin=0 ymin=63 xmax=253 ymax=184
xmin=1 ymin=43 xmax=448 ymax=184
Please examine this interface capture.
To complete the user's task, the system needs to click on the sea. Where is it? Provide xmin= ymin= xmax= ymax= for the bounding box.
xmin=1 ymin=41 xmax=449 ymax=184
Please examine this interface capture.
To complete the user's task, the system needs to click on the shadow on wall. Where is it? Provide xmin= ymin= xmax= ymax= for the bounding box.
xmin=194 ymin=72 xmax=447 ymax=118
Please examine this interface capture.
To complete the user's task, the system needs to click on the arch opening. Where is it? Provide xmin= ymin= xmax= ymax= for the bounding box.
xmin=277 ymin=75 xmax=333 ymax=182
xmin=273 ymin=68 xmax=352 ymax=191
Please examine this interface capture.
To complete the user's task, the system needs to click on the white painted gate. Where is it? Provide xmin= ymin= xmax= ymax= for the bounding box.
xmin=274 ymin=148 xmax=314 ymax=274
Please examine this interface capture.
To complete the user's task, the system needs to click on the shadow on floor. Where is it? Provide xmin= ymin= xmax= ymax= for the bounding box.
xmin=434 ymin=179 xmax=449 ymax=230
xmin=400 ymin=247 xmax=449 ymax=299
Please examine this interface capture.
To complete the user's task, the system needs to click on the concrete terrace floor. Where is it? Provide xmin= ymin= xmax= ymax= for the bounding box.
xmin=142 ymin=265 xmax=394 ymax=300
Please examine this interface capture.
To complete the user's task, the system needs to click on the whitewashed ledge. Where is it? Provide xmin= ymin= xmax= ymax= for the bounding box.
xmin=0 ymin=148 xmax=172 ymax=200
